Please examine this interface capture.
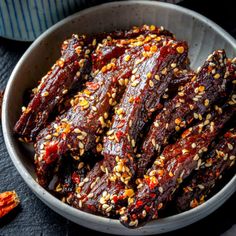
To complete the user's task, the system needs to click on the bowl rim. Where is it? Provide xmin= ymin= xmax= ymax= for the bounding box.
xmin=2 ymin=0 xmax=236 ymax=232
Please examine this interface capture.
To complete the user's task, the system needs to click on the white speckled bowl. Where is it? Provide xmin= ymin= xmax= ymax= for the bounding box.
xmin=2 ymin=1 xmax=236 ymax=235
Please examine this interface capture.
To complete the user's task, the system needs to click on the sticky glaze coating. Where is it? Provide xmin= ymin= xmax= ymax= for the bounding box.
xmin=13 ymin=24 xmax=236 ymax=229
xmin=137 ymin=50 xmax=231 ymax=177
xmin=102 ymin=40 xmax=188 ymax=183
xmin=34 ymin=34 xmax=173 ymax=187
xmin=121 ymin=100 xmax=235 ymax=228
xmin=14 ymin=34 xmax=92 ymax=141
xmin=176 ymin=127 xmax=236 ymax=212
xmin=69 ymin=40 xmax=189 ymax=216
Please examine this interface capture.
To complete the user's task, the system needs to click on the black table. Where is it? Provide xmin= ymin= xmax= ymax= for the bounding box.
xmin=0 ymin=1 xmax=236 ymax=235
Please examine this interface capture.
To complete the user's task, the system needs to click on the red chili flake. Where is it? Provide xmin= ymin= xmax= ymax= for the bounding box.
xmin=113 ymin=196 xmax=118 ymax=203
xmin=136 ymin=200 xmax=143 ymax=207
xmin=115 ymin=130 xmax=124 ymax=142
xmin=134 ymin=96 xmax=141 ymax=103
xmin=144 ymin=45 xmax=151 ymax=51
xmin=117 ymin=120 xmax=126 ymax=128
xmin=150 ymin=193 xmax=156 ymax=198
xmin=72 ymin=172 xmax=81 ymax=184
xmin=145 ymin=205 xmax=151 ymax=212
xmin=86 ymin=82 xmax=100 ymax=91
xmin=215 ymin=170 xmax=220 ymax=177
xmin=44 ymin=141 xmax=59 ymax=164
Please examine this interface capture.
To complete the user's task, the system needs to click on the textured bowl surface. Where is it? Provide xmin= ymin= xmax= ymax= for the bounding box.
xmin=2 ymin=1 xmax=236 ymax=235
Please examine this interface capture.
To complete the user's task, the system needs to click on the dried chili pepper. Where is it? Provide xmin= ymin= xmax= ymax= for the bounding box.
xmin=0 ymin=191 xmax=20 ymax=218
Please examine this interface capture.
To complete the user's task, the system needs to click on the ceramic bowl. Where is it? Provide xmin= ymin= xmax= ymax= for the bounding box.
xmin=2 ymin=1 xmax=236 ymax=235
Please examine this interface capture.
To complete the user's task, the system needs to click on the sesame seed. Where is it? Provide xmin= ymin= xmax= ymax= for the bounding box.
xmin=96 ymin=143 xmax=103 ymax=152
xmin=149 ymin=170 xmax=157 ymax=176
xmin=92 ymin=38 xmax=96 ymax=46
xmin=161 ymin=68 xmax=167 ymax=75
xmin=178 ymin=91 xmax=185 ymax=97
xmin=124 ymin=55 xmax=131 ymax=62
xmin=131 ymin=80 xmax=139 ymax=87
xmin=230 ymin=155 xmax=235 ymax=160
xmin=204 ymin=99 xmax=209 ymax=106
xmin=104 ymin=112 xmax=108 ymax=119
xmin=214 ymin=73 xmax=220 ymax=79
xmin=106 ymin=206 xmax=113 ymax=213
xmin=132 ymin=68 xmax=138 ymax=75
xmin=142 ymin=210 xmax=147 ymax=217
xmin=92 ymin=106 xmax=97 ymax=111
xmin=191 ymin=143 xmax=197 ymax=148
xmin=83 ymin=177 xmax=89 ymax=182
xmin=194 ymin=113 xmax=199 ymax=119
xmin=102 ymin=204 xmax=109 ymax=210
xmin=155 ymin=74 xmax=160 ymax=80
xmin=129 ymin=220 xmax=138 ymax=227
xmin=131 ymin=139 xmax=136 ymax=147
xmin=193 ymin=154 xmax=200 ymax=161
xmin=102 ymin=191 xmax=108 ymax=197
xmin=149 ymin=80 xmax=154 ymax=87
xmin=45 ymin=134 xmax=52 ymax=140
xmin=182 ymin=149 xmax=189 ymax=154
xmin=176 ymin=46 xmax=184 ymax=54
xmin=78 ymin=162 xmax=84 ymax=169
xmin=87 ymin=193 xmax=94 ymax=199
xmin=79 ymin=141 xmax=84 ymax=149
xmin=151 ymin=138 xmax=156 ymax=147
xmin=228 ymin=143 xmax=233 ymax=150
xmin=158 ymin=203 xmax=163 ymax=210
xmin=197 ymin=159 xmax=202 ymax=168
xmin=158 ymin=186 xmax=164 ymax=193
xmin=171 ymin=63 xmax=176 ymax=68
xmin=147 ymin=72 xmax=152 ymax=79
xmin=42 ymin=91 xmax=49 ymax=97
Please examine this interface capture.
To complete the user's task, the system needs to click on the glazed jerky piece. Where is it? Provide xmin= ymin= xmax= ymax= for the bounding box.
xmin=70 ymin=161 xmax=131 ymax=217
xmin=109 ymin=24 xmax=174 ymax=41
xmin=71 ymin=40 xmax=189 ymax=217
xmin=102 ymin=40 xmax=189 ymax=183
xmin=92 ymin=25 xmax=174 ymax=70
xmin=176 ymin=127 xmax=236 ymax=212
xmin=52 ymin=152 xmax=95 ymax=200
xmin=14 ymin=35 xmax=92 ymax=141
xmin=121 ymin=100 xmax=235 ymax=228
xmin=34 ymin=36 xmax=168 ymax=187
xmin=137 ymin=50 xmax=228 ymax=177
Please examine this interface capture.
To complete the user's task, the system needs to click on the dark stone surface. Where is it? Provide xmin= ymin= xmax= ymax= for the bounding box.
xmin=0 ymin=1 xmax=235 ymax=235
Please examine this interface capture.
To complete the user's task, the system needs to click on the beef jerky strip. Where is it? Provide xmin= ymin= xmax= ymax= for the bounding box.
xmin=34 ymin=35 xmax=168 ymax=187
xmin=51 ymin=152 xmax=95 ymax=201
xmin=154 ymin=70 xmax=195 ymax=112
xmin=121 ymin=101 xmax=235 ymax=228
xmin=102 ymin=40 xmax=189 ymax=183
xmin=92 ymin=25 xmax=174 ymax=70
xmin=14 ymin=34 xmax=93 ymax=141
xmin=137 ymin=50 xmax=228 ymax=177
xmin=108 ymin=25 xmax=174 ymax=41
xmin=176 ymin=127 xmax=236 ymax=212
xmin=69 ymin=40 xmax=189 ymax=217
xmin=70 ymin=163 xmax=130 ymax=217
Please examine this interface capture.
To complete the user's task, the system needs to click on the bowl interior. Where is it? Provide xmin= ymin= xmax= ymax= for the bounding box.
xmin=2 ymin=1 xmax=236 ymax=235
